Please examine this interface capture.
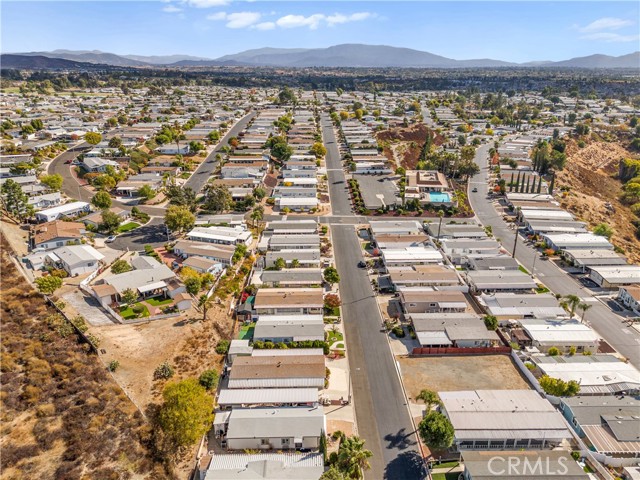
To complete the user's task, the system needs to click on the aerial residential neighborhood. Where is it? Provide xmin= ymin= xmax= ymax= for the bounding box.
xmin=1 ymin=2 xmax=640 ymax=480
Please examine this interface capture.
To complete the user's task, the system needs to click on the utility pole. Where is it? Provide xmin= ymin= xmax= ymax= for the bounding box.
xmin=512 ymin=226 xmax=518 ymax=259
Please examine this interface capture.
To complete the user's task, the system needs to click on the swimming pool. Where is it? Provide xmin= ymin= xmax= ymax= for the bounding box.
xmin=428 ymin=192 xmax=452 ymax=203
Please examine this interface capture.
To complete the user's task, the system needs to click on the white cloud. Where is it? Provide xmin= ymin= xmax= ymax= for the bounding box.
xmin=326 ymin=12 xmax=373 ymax=26
xmin=183 ymin=0 xmax=229 ymax=8
xmin=579 ymin=17 xmax=633 ymax=33
xmin=580 ymin=32 xmax=640 ymax=43
xmin=276 ymin=14 xmax=325 ymax=30
xmin=225 ymin=11 xmax=261 ymax=29
xmin=206 ymin=11 xmax=227 ymax=20
xmin=254 ymin=22 xmax=276 ymax=31
xmin=162 ymin=4 xmax=182 ymax=13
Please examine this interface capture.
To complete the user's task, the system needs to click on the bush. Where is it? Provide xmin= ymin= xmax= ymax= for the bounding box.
xmin=392 ymin=326 xmax=405 ymax=338
xmin=198 ymin=369 xmax=219 ymax=390
xmin=154 ymin=361 xmax=175 ymax=380
xmin=548 ymin=347 xmax=560 ymax=356
xmin=111 ymin=259 xmax=132 ymax=274
xmin=215 ymin=339 xmax=230 ymax=355
xmin=132 ymin=304 xmax=145 ymax=315
xmin=108 ymin=360 xmax=119 ymax=372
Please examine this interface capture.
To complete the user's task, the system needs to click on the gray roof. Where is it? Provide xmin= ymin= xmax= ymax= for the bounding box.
xmin=53 ymin=244 xmax=104 ymax=266
xmin=103 ymin=263 xmax=175 ymax=294
xmin=462 ymin=450 xmax=588 ymax=479
xmin=217 ymin=388 xmax=318 ymax=407
xmin=561 ymin=396 xmax=640 ymax=426
xmin=470 ymin=256 xmax=520 ymax=270
xmin=204 ymin=453 xmax=324 ymax=480
xmin=254 ymin=315 xmax=325 ymax=341
xmin=226 ymin=406 xmax=324 ymax=440
xmin=480 ymin=293 xmax=566 ymax=318
xmin=467 ymin=270 xmax=537 ymax=290
xmin=265 ymin=250 xmax=321 ymax=263
xmin=258 ymin=269 xmax=323 ymax=285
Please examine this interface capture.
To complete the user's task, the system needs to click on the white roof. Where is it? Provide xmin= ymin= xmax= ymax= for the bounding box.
xmin=217 ymin=388 xmax=318 ymax=406
xmin=277 ymin=197 xmax=319 ymax=206
xmin=535 ymin=358 xmax=640 ymax=388
xmin=226 ymin=406 xmax=324 ymax=440
xmin=382 ymin=246 xmax=443 ymax=263
xmin=544 ymin=233 xmax=613 ymax=249
xmin=417 ymin=331 xmax=453 ymax=346
xmin=37 ymin=201 xmax=90 ymax=216
xmin=53 ymin=244 xmax=104 ymax=265
xmin=520 ymin=319 xmax=599 ymax=344
xmin=204 ymin=453 xmax=324 ymax=480
xmin=589 ymin=265 xmax=640 ymax=283
xmin=187 ymin=225 xmax=251 ymax=243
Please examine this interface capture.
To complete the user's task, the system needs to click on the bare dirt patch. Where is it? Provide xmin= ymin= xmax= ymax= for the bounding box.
xmin=92 ymin=304 xmax=231 ymax=409
xmin=399 ymin=355 xmax=531 ymax=401
xmin=376 ymin=124 xmax=444 ymax=170
xmin=556 ymin=140 xmax=640 ymax=263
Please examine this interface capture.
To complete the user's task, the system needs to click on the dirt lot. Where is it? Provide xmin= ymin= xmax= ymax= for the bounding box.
xmin=399 ymin=355 xmax=531 ymax=400
xmin=376 ymin=123 xmax=445 ymax=170
xmin=556 ymin=139 xmax=640 ymax=263
xmin=91 ymin=304 xmax=232 ymax=409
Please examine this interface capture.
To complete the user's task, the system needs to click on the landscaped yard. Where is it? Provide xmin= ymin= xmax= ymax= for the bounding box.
xmin=324 ymin=307 xmax=341 ymax=317
xmin=120 ymin=303 xmax=150 ymax=320
xmin=238 ymin=322 xmax=255 ymax=340
xmin=326 ymin=330 xmax=344 ymax=344
xmin=117 ymin=222 xmax=141 ymax=233
xmin=146 ymin=296 xmax=173 ymax=307
xmin=432 ymin=473 xmax=460 ymax=480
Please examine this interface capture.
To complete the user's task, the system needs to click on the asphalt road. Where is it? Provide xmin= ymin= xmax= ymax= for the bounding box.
xmin=109 ymin=217 xmax=169 ymax=251
xmin=469 ymin=144 xmax=640 ymax=367
xmin=183 ymin=111 xmax=257 ymax=194
xmin=332 ymin=225 xmax=424 ymax=480
xmin=321 ymin=113 xmax=353 ymax=216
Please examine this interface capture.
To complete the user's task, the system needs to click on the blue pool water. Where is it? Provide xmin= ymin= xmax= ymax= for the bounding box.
xmin=429 ymin=192 xmax=451 ymax=203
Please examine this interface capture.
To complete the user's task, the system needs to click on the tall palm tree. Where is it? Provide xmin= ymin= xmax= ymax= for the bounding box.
xmin=250 ymin=205 xmax=264 ymax=229
xmin=578 ymin=303 xmax=592 ymax=323
xmin=337 ymin=436 xmax=373 ymax=480
xmin=436 ymin=210 xmax=445 ymax=242
xmin=198 ymin=294 xmax=214 ymax=322
xmin=561 ymin=294 xmax=581 ymax=318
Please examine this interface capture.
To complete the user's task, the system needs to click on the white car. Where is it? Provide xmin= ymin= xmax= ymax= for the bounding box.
xmin=105 ymin=235 xmax=117 ymax=243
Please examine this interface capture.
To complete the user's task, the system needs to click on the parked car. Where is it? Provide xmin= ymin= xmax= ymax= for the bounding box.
xmin=65 ymin=159 xmax=72 ymax=164
xmin=472 ymin=187 xmax=478 ymax=192
xmin=357 ymin=260 xmax=367 ymax=268
xmin=105 ymin=235 xmax=117 ymax=243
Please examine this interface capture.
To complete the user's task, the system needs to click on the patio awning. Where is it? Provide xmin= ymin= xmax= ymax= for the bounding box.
xmin=213 ymin=410 xmax=231 ymax=427
xmin=138 ymin=281 xmax=167 ymax=294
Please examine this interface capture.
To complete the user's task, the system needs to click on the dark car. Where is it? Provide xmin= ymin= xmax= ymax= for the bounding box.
xmin=357 ymin=261 xmax=367 ymax=268
xmin=472 ymin=187 xmax=478 ymax=192
xmin=65 ymin=159 xmax=72 ymax=164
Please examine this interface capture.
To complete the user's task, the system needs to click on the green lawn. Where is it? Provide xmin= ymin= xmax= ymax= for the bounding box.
xmin=324 ymin=307 xmax=341 ymax=317
xmin=120 ymin=303 xmax=150 ymax=320
xmin=518 ymin=265 xmax=530 ymax=275
xmin=432 ymin=473 xmax=460 ymax=480
xmin=536 ymin=286 xmax=550 ymax=294
xmin=326 ymin=330 xmax=344 ymax=344
xmin=117 ymin=222 xmax=141 ymax=233
xmin=238 ymin=323 xmax=255 ymax=340
xmin=434 ymin=461 xmax=459 ymax=469
xmin=146 ymin=296 xmax=173 ymax=307
xmin=335 ymin=342 xmax=345 ymax=349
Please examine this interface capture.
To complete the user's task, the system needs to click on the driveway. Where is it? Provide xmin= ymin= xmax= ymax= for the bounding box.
xmin=63 ymin=290 xmax=116 ymax=326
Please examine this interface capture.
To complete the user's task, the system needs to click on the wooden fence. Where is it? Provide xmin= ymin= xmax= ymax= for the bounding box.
xmin=411 ymin=346 xmax=512 ymax=356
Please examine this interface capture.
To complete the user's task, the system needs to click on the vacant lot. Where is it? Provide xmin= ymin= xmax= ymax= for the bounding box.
xmin=92 ymin=304 xmax=231 ymax=408
xmin=399 ymin=355 xmax=530 ymax=401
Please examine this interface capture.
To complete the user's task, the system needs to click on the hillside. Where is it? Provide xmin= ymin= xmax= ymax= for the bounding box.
xmin=0 ymin=54 xmax=95 ymax=69
xmin=0 ymin=234 xmax=167 ymax=480
xmin=555 ymin=140 xmax=640 ymax=263
xmin=376 ymin=123 xmax=445 ymax=169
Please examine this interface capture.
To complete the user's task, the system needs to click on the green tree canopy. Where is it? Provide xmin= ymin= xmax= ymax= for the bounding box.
xmin=111 ymin=259 xmax=132 ymax=275
xmin=539 ymin=375 xmax=580 ymax=397
xmin=1 ymin=179 xmax=29 ymax=218
xmin=91 ymin=191 xmax=112 ymax=209
xmin=417 ymin=411 xmax=454 ymax=450
xmin=158 ymin=378 xmax=214 ymax=448
xmin=202 ymin=184 xmax=232 ymax=213
xmin=85 ymin=132 xmax=102 ymax=145
xmin=100 ymin=209 xmax=121 ymax=234
xmin=165 ymin=205 xmax=195 ymax=234
xmin=323 ymin=266 xmax=340 ymax=285
xmin=35 ymin=275 xmax=63 ymax=295
xmin=336 ymin=436 xmax=372 ymax=480
xmin=39 ymin=174 xmax=63 ymax=191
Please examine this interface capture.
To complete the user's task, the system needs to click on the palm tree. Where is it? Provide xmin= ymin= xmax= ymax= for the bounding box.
xmin=436 ymin=209 xmax=445 ymax=242
xmin=291 ymin=258 xmax=300 ymax=268
xmin=561 ymin=294 xmax=581 ymax=318
xmin=198 ymin=294 xmax=214 ymax=322
xmin=337 ymin=436 xmax=373 ymax=480
xmin=416 ymin=389 xmax=441 ymax=411
xmin=578 ymin=303 xmax=592 ymax=323
xmin=250 ymin=205 xmax=264 ymax=229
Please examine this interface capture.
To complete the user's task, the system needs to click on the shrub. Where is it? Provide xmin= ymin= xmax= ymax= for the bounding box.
xmin=132 ymin=304 xmax=145 ymax=315
xmin=215 ymin=339 xmax=230 ymax=355
xmin=154 ymin=361 xmax=175 ymax=380
xmin=108 ymin=360 xmax=120 ymax=372
xmin=111 ymin=259 xmax=132 ymax=274
xmin=548 ymin=347 xmax=560 ymax=356
xmin=198 ymin=369 xmax=219 ymax=390
xmin=392 ymin=326 xmax=405 ymax=338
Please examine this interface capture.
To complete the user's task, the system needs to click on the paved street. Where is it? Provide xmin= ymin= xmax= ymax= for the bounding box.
xmin=332 ymin=225 xmax=424 ymax=480
xmin=469 ymin=144 xmax=640 ymax=367
xmin=321 ymin=113 xmax=353 ymax=216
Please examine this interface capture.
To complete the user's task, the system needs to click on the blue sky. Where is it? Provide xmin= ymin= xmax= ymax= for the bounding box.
xmin=2 ymin=1 xmax=639 ymax=62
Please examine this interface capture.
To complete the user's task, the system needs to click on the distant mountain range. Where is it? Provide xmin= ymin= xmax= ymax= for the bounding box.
xmin=4 ymin=44 xmax=639 ymax=69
